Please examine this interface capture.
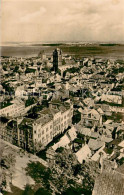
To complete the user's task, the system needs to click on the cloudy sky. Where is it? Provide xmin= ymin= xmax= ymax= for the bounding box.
xmin=1 ymin=0 xmax=124 ymax=43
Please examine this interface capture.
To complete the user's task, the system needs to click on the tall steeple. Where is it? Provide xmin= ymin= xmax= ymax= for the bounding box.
xmin=53 ymin=48 xmax=62 ymax=72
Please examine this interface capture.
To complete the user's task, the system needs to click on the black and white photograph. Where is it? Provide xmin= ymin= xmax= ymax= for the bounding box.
xmin=0 ymin=0 xmax=124 ymax=194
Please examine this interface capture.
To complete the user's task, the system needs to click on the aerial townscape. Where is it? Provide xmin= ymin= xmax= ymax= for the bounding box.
xmin=0 ymin=45 xmax=124 ymax=195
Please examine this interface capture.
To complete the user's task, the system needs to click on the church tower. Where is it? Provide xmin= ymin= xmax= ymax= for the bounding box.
xmin=53 ymin=48 xmax=62 ymax=72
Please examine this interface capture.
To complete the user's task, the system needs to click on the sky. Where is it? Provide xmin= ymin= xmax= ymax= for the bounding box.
xmin=1 ymin=0 xmax=124 ymax=43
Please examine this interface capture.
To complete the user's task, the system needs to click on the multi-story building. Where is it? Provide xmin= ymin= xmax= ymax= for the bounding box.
xmin=0 ymin=101 xmax=73 ymax=152
xmin=0 ymin=99 xmax=25 ymax=117
xmin=81 ymin=108 xmax=103 ymax=127
xmin=32 ymin=101 xmax=73 ymax=151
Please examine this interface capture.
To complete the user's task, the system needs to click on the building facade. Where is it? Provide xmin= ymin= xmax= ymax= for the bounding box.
xmin=0 ymin=101 xmax=73 ymax=152
xmin=0 ymin=100 xmax=25 ymax=117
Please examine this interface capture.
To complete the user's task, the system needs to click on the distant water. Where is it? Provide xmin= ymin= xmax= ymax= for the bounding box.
xmin=1 ymin=46 xmax=54 ymax=58
xmin=1 ymin=43 xmax=124 ymax=59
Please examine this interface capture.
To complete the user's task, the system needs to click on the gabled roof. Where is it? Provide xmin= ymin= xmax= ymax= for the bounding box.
xmin=75 ymin=144 xmax=91 ymax=163
xmin=91 ymin=132 xmax=100 ymax=139
xmin=97 ymin=107 xmax=104 ymax=114
xmin=80 ymin=128 xmax=91 ymax=136
xmin=118 ymin=140 xmax=124 ymax=148
xmin=88 ymin=139 xmax=105 ymax=151
xmin=52 ymin=134 xmax=70 ymax=151
xmin=101 ymin=135 xmax=113 ymax=143
xmin=91 ymin=145 xmax=107 ymax=161
xmin=104 ymin=120 xmax=113 ymax=124
xmin=89 ymin=109 xmax=99 ymax=116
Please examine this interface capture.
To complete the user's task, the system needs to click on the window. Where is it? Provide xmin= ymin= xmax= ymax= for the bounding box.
xmin=42 ymin=130 xmax=44 ymax=135
xmin=54 ymin=127 xmax=56 ymax=131
xmin=46 ymin=134 xmax=49 ymax=139
xmin=88 ymin=113 xmax=91 ymax=118
xmin=50 ymin=125 xmax=52 ymax=129
xmin=38 ymin=134 xmax=41 ymax=138
xmin=64 ymin=115 xmax=66 ymax=119
xmin=34 ymin=130 xmax=36 ymax=134
xmin=46 ymin=127 xmax=48 ymax=132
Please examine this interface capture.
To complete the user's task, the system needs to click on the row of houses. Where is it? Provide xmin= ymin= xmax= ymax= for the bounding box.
xmin=0 ymin=100 xmax=73 ymax=152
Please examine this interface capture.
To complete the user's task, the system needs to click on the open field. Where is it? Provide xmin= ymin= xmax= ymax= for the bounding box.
xmin=1 ymin=44 xmax=124 ymax=59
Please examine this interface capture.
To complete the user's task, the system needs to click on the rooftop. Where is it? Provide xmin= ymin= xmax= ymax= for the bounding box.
xmin=36 ymin=115 xmax=53 ymax=126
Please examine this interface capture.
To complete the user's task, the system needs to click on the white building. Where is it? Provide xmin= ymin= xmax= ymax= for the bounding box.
xmin=0 ymin=99 xmax=25 ymax=117
xmin=33 ymin=102 xmax=73 ymax=149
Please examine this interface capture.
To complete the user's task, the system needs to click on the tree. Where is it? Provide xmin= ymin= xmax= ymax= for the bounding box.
xmin=0 ymin=144 xmax=5 ymax=162
xmin=2 ymin=65 xmax=7 ymax=71
xmin=62 ymin=59 xmax=66 ymax=65
xmin=6 ymin=153 xmax=16 ymax=184
xmin=62 ymin=186 xmax=92 ymax=195
xmin=1 ymin=82 xmax=14 ymax=95
xmin=13 ymin=66 xmax=19 ymax=73
xmin=73 ymin=164 xmax=82 ymax=176
xmin=25 ymin=97 xmax=36 ymax=107
xmin=35 ymin=187 xmax=51 ymax=195
xmin=23 ymin=184 xmax=34 ymax=195
xmin=26 ymin=162 xmax=52 ymax=193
